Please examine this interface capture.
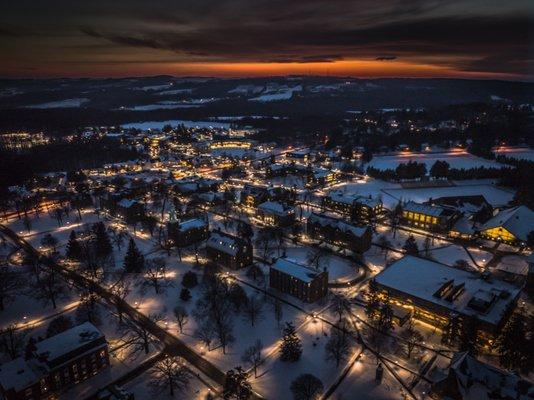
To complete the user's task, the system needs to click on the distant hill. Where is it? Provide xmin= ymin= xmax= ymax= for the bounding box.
xmin=0 ymin=76 xmax=532 ymax=134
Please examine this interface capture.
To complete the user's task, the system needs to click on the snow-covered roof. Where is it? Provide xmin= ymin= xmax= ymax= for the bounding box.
xmin=404 ymin=201 xmax=451 ymax=217
xmin=271 ymin=258 xmax=324 ymax=283
xmin=207 ymin=231 xmax=243 ymax=256
xmin=451 ymin=216 xmax=474 ymax=234
xmin=258 ymin=201 xmax=294 ymax=216
xmin=327 ymin=191 xmax=381 ymax=208
xmin=374 ymin=255 xmax=521 ymax=326
xmin=0 ymin=358 xmax=45 ymax=393
xmin=434 ymin=352 xmax=533 ymax=400
xmin=178 ymin=218 xmax=207 ymax=232
xmin=479 ymin=206 xmax=534 ymax=241
xmin=494 ymin=255 xmax=529 ymax=276
xmin=35 ymin=322 xmax=104 ymax=363
xmin=117 ymin=198 xmax=137 ymax=208
xmin=308 ymin=213 xmax=369 ymax=237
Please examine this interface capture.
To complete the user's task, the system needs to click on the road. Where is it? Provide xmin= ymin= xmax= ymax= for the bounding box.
xmin=0 ymin=223 xmax=266 ymax=400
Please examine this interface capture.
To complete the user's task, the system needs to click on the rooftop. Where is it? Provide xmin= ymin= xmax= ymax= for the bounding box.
xmin=258 ymin=201 xmax=295 ymax=216
xmin=35 ymin=322 xmax=104 ymax=363
xmin=374 ymin=255 xmax=521 ymax=326
xmin=271 ymin=257 xmax=324 ymax=283
xmin=480 ymin=206 xmax=534 ymax=242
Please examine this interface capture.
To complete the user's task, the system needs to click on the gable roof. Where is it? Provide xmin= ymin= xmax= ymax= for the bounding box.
xmin=271 ymin=258 xmax=324 ymax=283
xmin=480 ymin=206 xmax=534 ymax=241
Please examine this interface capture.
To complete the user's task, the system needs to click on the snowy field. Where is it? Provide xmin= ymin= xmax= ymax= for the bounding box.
xmin=24 ymin=98 xmax=89 ymax=108
xmin=121 ymin=120 xmax=231 ymax=130
xmin=122 ymin=104 xmax=203 ymax=111
xmin=381 ymin=183 xmax=514 ymax=208
xmin=493 ymin=147 xmax=534 ymax=161
xmin=368 ymin=151 xmax=506 ymax=170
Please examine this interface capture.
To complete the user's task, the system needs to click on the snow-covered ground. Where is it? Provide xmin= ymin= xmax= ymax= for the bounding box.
xmin=121 ymin=120 xmax=231 ymax=130
xmin=25 ymin=98 xmax=89 ymax=108
xmin=368 ymin=151 xmax=506 ymax=171
xmin=249 ymin=85 xmax=302 ymax=102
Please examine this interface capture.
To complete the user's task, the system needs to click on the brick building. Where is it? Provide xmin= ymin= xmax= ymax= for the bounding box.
xmin=206 ymin=230 xmax=253 ymax=269
xmin=269 ymin=258 xmax=328 ymax=302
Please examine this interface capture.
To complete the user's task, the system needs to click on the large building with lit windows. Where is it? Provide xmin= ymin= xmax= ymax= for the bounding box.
xmin=306 ymin=213 xmax=372 ymax=253
xmin=322 ymin=191 xmax=383 ymax=224
xmin=372 ymin=256 xmax=520 ymax=338
xmin=477 ymin=206 xmax=534 ymax=246
xmin=0 ymin=323 xmax=109 ymax=400
xmin=206 ymin=230 xmax=253 ymax=269
xmin=257 ymin=201 xmax=295 ymax=227
xmin=269 ymin=258 xmax=328 ymax=302
xmin=400 ymin=201 xmax=458 ymax=232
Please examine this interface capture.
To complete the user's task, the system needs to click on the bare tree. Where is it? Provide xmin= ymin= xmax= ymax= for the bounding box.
xmin=273 ymin=299 xmax=284 ymax=328
xmin=255 ymin=228 xmax=275 ymax=260
xmin=140 ymin=257 xmax=172 ymax=294
xmin=242 ymin=295 xmax=264 ymax=327
xmin=325 ymin=323 xmax=351 ymax=367
xmin=22 ymin=215 xmax=32 ymax=233
xmin=241 ymin=339 xmax=263 ymax=378
xmin=306 ymin=247 xmax=329 ymax=270
xmin=400 ymin=321 xmax=424 ymax=359
xmin=194 ymin=321 xmax=214 ymax=352
xmin=75 ymin=292 xmax=102 ymax=326
xmin=376 ymin=235 xmax=392 ymax=260
xmin=108 ymin=273 xmax=132 ymax=323
xmin=194 ymin=279 xmax=235 ymax=354
xmin=0 ymin=324 xmax=29 ymax=360
xmin=118 ymin=313 xmax=163 ymax=358
xmin=173 ymin=305 xmax=189 ymax=334
xmin=330 ymin=293 xmax=352 ymax=322
xmin=0 ymin=268 xmax=23 ymax=311
xmin=32 ymin=269 xmax=67 ymax=309
xmin=148 ymin=356 xmax=191 ymax=397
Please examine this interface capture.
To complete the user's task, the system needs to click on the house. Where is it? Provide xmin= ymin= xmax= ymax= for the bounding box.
xmin=257 ymin=201 xmax=295 ymax=227
xmin=116 ymin=198 xmax=146 ymax=221
xmin=372 ymin=255 xmax=521 ymax=338
xmin=322 ymin=191 xmax=383 ymax=224
xmin=286 ymin=149 xmax=310 ymax=163
xmin=477 ymin=206 xmax=534 ymax=246
xmin=167 ymin=218 xmax=209 ymax=247
xmin=428 ymin=195 xmax=492 ymax=217
xmin=269 ymin=258 xmax=328 ymax=302
xmin=448 ymin=216 xmax=475 ymax=240
xmin=308 ymin=168 xmax=337 ymax=187
xmin=206 ymin=230 xmax=253 ymax=269
xmin=401 ymin=201 xmax=458 ymax=232
xmin=307 ymin=213 xmax=372 ymax=253
xmin=240 ymin=184 xmax=270 ymax=208
xmin=0 ymin=323 xmax=109 ymax=400
xmin=429 ymin=352 xmax=533 ymax=400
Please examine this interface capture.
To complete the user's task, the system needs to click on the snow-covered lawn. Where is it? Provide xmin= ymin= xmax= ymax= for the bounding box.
xmin=368 ymin=151 xmax=506 ymax=171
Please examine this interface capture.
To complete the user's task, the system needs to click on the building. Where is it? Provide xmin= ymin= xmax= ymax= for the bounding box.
xmin=307 ymin=213 xmax=372 ymax=253
xmin=428 ymin=195 xmax=492 ymax=217
xmin=0 ymin=323 xmax=109 ymax=400
xmin=167 ymin=218 xmax=209 ymax=247
xmin=269 ymin=258 xmax=328 ymax=302
xmin=173 ymin=177 xmax=220 ymax=195
xmin=322 ymin=191 xmax=383 ymax=224
xmin=93 ymin=385 xmax=135 ymax=400
xmin=257 ymin=201 xmax=295 ymax=227
xmin=477 ymin=206 xmax=534 ymax=246
xmin=430 ymin=352 xmax=533 ymax=400
xmin=448 ymin=216 xmax=475 ymax=240
xmin=286 ymin=149 xmax=310 ymax=163
xmin=401 ymin=201 xmax=458 ymax=232
xmin=206 ymin=230 xmax=253 ymax=269
xmin=240 ymin=184 xmax=270 ymax=209
xmin=372 ymin=256 xmax=521 ymax=338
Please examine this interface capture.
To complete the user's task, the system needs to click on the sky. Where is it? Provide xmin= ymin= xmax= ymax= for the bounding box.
xmin=1 ymin=0 xmax=533 ymax=80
